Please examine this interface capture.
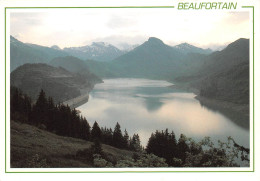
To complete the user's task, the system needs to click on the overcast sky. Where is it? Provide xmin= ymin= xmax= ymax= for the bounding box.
xmin=10 ymin=9 xmax=249 ymax=50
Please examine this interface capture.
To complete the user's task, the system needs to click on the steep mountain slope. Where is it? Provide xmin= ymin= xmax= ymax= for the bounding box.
xmin=84 ymin=59 xmax=120 ymax=78
xmin=174 ymin=43 xmax=212 ymax=55
xmin=49 ymin=56 xmax=103 ymax=83
xmin=10 ymin=36 xmax=68 ymax=71
xmin=199 ymin=61 xmax=249 ymax=104
xmin=110 ymin=37 xmax=207 ymax=80
xmin=10 ymin=36 xmax=208 ymax=80
xmin=199 ymin=38 xmax=249 ymax=76
xmin=118 ymin=43 xmax=139 ymax=52
xmin=111 ymin=37 xmax=185 ymax=79
xmin=176 ymin=38 xmax=249 ymax=104
xmin=11 ymin=63 xmax=98 ymax=103
xmin=63 ymin=42 xmax=124 ymax=62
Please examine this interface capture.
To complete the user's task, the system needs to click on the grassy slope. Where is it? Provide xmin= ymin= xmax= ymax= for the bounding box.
xmin=11 ymin=121 xmax=134 ymax=168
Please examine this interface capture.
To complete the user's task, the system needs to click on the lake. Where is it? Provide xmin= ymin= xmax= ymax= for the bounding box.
xmin=78 ymin=78 xmax=249 ymax=148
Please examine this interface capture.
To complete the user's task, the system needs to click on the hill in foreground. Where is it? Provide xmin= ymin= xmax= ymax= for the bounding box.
xmin=11 ymin=120 xmax=134 ymax=168
xmin=11 ymin=63 xmax=101 ymax=103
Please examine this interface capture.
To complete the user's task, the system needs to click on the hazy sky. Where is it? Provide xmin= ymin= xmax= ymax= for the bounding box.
xmin=10 ymin=9 xmax=249 ymax=50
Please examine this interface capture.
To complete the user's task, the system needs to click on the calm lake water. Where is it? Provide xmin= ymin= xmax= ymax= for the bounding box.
xmin=78 ymin=78 xmax=249 ymax=148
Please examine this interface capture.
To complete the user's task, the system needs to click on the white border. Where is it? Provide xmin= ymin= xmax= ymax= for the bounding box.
xmin=1 ymin=2 xmax=259 ymax=181
xmin=5 ymin=7 xmax=254 ymax=173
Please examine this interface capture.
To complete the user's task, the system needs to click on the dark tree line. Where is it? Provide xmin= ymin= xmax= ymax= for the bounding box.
xmin=146 ymin=129 xmax=249 ymax=167
xmin=11 ymin=87 xmax=249 ymax=167
xmin=11 ymin=86 xmax=32 ymax=123
xmin=93 ymin=121 xmax=141 ymax=151
xmin=10 ymin=87 xmax=141 ymax=151
xmin=145 ymin=129 xmax=209 ymax=166
xmin=146 ymin=129 xmax=178 ymax=166
xmin=11 ymin=87 xmax=91 ymax=140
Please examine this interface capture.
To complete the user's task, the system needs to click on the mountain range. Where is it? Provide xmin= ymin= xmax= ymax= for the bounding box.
xmin=62 ymin=42 xmax=125 ymax=62
xmin=173 ymin=43 xmax=212 ymax=55
xmin=10 ymin=36 xmax=69 ymax=71
xmin=10 ymin=36 xmax=249 ymax=105
xmin=109 ymin=37 xmax=207 ymax=79
xmin=11 ymin=36 xmax=212 ymax=70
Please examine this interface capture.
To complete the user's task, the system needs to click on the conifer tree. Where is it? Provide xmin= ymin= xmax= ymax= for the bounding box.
xmin=177 ymin=134 xmax=189 ymax=164
xmin=32 ymin=89 xmax=48 ymax=126
xmin=35 ymin=89 xmax=48 ymax=110
xmin=130 ymin=134 xmax=142 ymax=152
xmin=10 ymin=86 xmax=32 ymax=123
xmin=112 ymin=122 xmax=124 ymax=148
xmin=46 ymin=97 xmax=55 ymax=130
xmin=91 ymin=121 xmax=101 ymax=141
xmin=80 ymin=117 xmax=91 ymax=140
xmin=91 ymin=138 xmax=103 ymax=155
xmin=71 ymin=109 xmax=80 ymax=138
xmin=101 ymin=127 xmax=113 ymax=145
xmin=122 ymin=129 xmax=129 ymax=149
xmin=146 ymin=129 xmax=178 ymax=166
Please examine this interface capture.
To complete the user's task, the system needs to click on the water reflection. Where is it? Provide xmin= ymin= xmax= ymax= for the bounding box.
xmin=142 ymin=97 xmax=163 ymax=112
xmin=78 ymin=78 xmax=249 ymax=148
xmin=197 ymin=97 xmax=249 ymax=129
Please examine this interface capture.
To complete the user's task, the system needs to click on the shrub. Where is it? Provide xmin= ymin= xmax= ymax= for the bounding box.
xmin=26 ymin=154 xmax=48 ymax=168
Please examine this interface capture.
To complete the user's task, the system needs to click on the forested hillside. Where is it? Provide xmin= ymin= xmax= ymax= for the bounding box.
xmin=11 ymin=88 xmax=249 ymax=168
xmin=49 ymin=56 xmax=103 ymax=83
xmin=175 ymin=38 xmax=249 ymax=104
xmin=11 ymin=63 xmax=101 ymax=103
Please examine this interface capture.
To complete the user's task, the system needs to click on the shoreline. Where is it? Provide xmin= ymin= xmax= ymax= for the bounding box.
xmin=170 ymin=82 xmax=249 ymax=130
xmin=66 ymin=79 xmax=250 ymax=129
xmin=195 ymin=95 xmax=249 ymax=130
xmin=63 ymin=82 xmax=102 ymax=109
xmin=63 ymin=93 xmax=90 ymax=109
xmin=168 ymin=83 xmax=200 ymax=95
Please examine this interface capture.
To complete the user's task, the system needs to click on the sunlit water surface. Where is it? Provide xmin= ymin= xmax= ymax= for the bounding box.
xmin=78 ymin=78 xmax=249 ymax=148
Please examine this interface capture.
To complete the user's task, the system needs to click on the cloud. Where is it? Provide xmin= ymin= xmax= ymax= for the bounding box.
xmin=10 ymin=13 xmax=46 ymax=42
xmin=11 ymin=13 xmax=45 ymax=26
xmin=226 ymin=12 xmax=250 ymax=24
xmin=91 ymin=35 xmax=147 ymax=49
xmin=106 ymin=15 xmax=138 ymax=29
xmin=10 ymin=10 xmax=250 ymax=49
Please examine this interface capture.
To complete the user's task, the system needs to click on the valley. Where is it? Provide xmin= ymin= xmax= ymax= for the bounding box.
xmin=9 ymin=35 xmax=250 ymax=168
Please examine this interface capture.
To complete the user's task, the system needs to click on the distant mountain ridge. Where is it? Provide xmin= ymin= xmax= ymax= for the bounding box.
xmin=117 ymin=43 xmax=140 ymax=52
xmin=110 ymin=37 xmax=206 ymax=79
xmin=10 ymin=36 xmax=249 ymax=105
xmin=173 ymin=43 xmax=213 ymax=55
xmin=10 ymin=36 xmax=69 ymax=71
xmin=51 ymin=45 xmax=62 ymax=50
xmin=62 ymin=42 xmax=124 ymax=62
xmin=11 ymin=36 xmax=215 ymax=73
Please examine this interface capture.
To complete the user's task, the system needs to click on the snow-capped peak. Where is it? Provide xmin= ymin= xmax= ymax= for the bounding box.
xmin=175 ymin=43 xmax=196 ymax=50
xmin=92 ymin=42 xmax=111 ymax=47
xmin=174 ymin=43 xmax=212 ymax=55
xmin=63 ymin=41 xmax=124 ymax=62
